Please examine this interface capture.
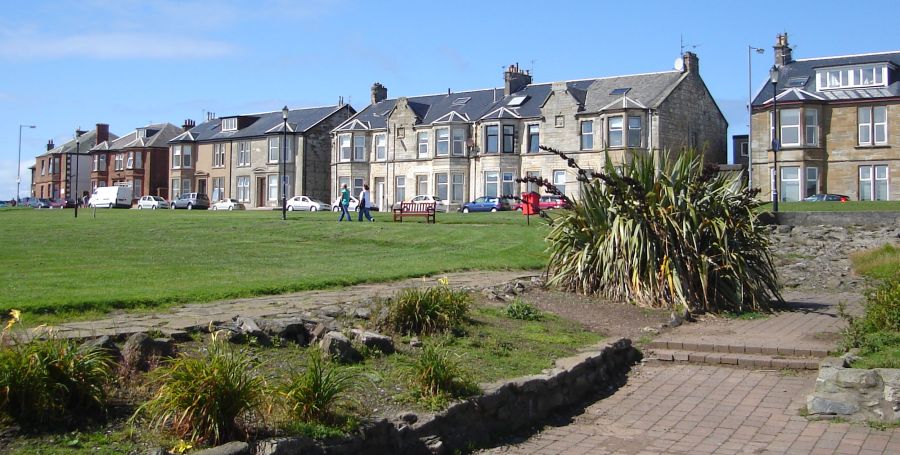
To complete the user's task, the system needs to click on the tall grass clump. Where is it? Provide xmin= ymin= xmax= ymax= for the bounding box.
xmin=279 ymin=352 xmax=357 ymax=423
xmin=408 ymin=343 xmax=478 ymax=409
xmin=526 ymin=147 xmax=781 ymax=313
xmin=505 ymin=299 xmax=543 ymax=321
xmin=840 ymin=277 xmax=900 ymax=368
xmin=379 ymin=280 xmax=472 ymax=335
xmin=133 ymin=335 xmax=267 ymax=446
xmin=0 ymin=311 xmax=114 ymax=428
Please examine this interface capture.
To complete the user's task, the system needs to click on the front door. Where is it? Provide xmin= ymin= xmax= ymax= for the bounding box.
xmin=375 ymin=178 xmax=385 ymax=212
xmin=197 ymin=178 xmax=207 ymax=195
xmin=257 ymin=177 xmax=266 ymax=207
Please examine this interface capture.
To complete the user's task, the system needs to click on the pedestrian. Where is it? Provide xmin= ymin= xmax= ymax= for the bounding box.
xmin=358 ymin=184 xmax=374 ymax=222
xmin=338 ymin=183 xmax=352 ymax=222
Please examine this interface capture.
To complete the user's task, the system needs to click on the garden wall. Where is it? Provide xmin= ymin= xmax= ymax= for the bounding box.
xmin=806 ymin=357 xmax=900 ymax=423
xmin=763 ymin=211 xmax=900 ymax=227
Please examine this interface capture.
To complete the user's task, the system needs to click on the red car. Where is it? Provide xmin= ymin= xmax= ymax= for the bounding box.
xmin=514 ymin=194 xmax=566 ymax=211
xmin=49 ymin=198 xmax=77 ymax=209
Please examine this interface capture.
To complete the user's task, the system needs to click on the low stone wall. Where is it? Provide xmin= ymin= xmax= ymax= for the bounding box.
xmin=211 ymin=338 xmax=639 ymax=455
xmin=806 ymin=357 xmax=900 ymax=422
xmin=762 ymin=211 xmax=900 ymax=227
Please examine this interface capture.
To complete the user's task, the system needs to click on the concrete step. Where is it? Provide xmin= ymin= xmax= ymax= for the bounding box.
xmin=647 ymin=349 xmax=820 ymax=370
xmin=647 ymin=340 xmax=829 ymax=358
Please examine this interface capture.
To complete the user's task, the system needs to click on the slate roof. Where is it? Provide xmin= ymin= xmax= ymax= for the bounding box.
xmin=334 ymin=70 xmax=686 ymax=132
xmin=40 ymin=129 xmax=120 ymax=157
xmin=170 ymin=105 xmax=349 ymax=143
xmin=92 ymin=123 xmax=182 ymax=152
xmin=752 ymin=51 xmax=900 ymax=107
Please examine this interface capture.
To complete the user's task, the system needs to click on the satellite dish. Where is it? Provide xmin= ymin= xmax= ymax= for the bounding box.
xmin=674 ymin=57 xmax=685 ymax=72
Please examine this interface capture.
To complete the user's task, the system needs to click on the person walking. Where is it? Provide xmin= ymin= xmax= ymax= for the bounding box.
xmin=358 ymin=184 xmax=374 ymax=222
xmin=338 ymin=183 xmax=352 ymax=222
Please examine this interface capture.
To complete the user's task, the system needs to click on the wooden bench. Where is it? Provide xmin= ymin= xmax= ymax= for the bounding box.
xmin=392 ymin=202 xmax=436 ymax=223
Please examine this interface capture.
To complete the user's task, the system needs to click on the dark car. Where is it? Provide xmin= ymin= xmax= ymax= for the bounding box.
xmin=803 ymin=193 xmax=849 ymax=202
xmin=170 ymin=193 xmax=211 ymax=210
xmin=459 ymin=196 xmax=511 ymax=213
xmin=513 ymin=194 xmax=566 ymax=211
xmin=28 ymin=198 xmax=52 ymax=209
xmin=49 ymin=198 xmax=77 ymax=209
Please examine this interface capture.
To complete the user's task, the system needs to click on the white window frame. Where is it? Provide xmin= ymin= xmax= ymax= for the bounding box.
xmin=501 ymin=172 xmax=515 ymax=197
xmin=126 ymin=152 xmax=134 ymax=169
xmin=525 ymin=171 xmax=541 ymax=193
xmin=740 ymin=142 xmax=749 ymax=157
xmin=267 ymin=174 xmax=278 ymax=202
xmin=484 ymin=171 xmax=499 ymax=197
xmin=353 ymin=136 xmax=366 ymax=161
xmin=553 ymin=170 xmax=566 ymax=196
xmin=805 ymin=109 xmax=819 ymax=146
xmin=417 ymin=131 xmax=429 ymax=158
xmin=817 ymin=64 xmax=887 ymax=90
xmin=238 ymin=141 xmax=251 ymax=166
xmin=860 ymin=165 xmax=890 ymax=201
xmin=395 ymin=176 xmax=406 ymax=203
xmin=580 ymin=120 xmax=593 ymax=150
xmin=416 ymin=175 xmax=428 ymax=196
xmin=627 ymin=116 xmax=642 ymax=147
xmin=213 ymin=143 xmax=226 ymax=167
xmin=805 ymin=167 xmax=818 ymax=198
xmin=339 ymin=134 xmax=351 ymax=162
xmin=221 ymin=118 xmax=237 ymax=131
xmin=211 ymin=177 xmax=224 ymax=201
xmin=236 ymin=176 xmax=250 ymax=202
xmin=436 ymin=128 xmax=449 ymax=156
xmin=780 ymin=108 xmax=801 ymax=147
xmin=375 ymin=133 xmax=386 ymax=161
xmin=608 ymin=116 xmax=623 ymax=147
xmin=451 ymin=128 xmax=465 ymax=156
xmin=92 ymin=155 xmax=99 ymax=171
xmin=268 ymin=137 xmax=280 ymax=163
xmin=780 ymin=166 xmax=801 ymax=202
xmin=182 ymin=145 xmax=192 ymax=168
xmin=435 ymin=173 xmax=448 ymax=200
xmin=451 ymin=173 xmax=464 ymax=202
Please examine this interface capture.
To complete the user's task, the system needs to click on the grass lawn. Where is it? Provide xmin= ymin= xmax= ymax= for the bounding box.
xmin=846 ymin=243 xmax=900 ymax=369
xmin=762 ymin=201 xmax=900 ymax=212
xmin=0 ymin=209 xmax=549 ymax=317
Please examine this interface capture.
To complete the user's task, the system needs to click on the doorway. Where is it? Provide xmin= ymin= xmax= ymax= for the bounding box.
xmin=197 ymin=178 xmax=207 ymax=195
xmin=257 ymin=177 xmax=266 ymax=207
xmin=375 ymin=178 xmax=385 ymax=212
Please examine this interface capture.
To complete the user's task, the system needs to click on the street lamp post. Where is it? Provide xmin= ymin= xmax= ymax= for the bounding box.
xmin=281 ymin=106 xmax=288 ymax=221
xmin=17 ymin=125 xmax=36 ymax=202
xmin=73 ymin=129 xmax=84 ymax=218
xmin=748 ymin=46 xmax=764 ymax=189
xmin=770 ymin=66 xmax=780 ymax=213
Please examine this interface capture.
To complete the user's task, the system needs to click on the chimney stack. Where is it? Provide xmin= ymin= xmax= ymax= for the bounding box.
xmin=504 ymin=63 xmax=532 ymax=96
xmin=774 ymin=33 xmax=793 ymax=67
xmin=182 ymin=119 xmax=195 ymax=131
xmin=371 ymin=82 xmax=388 ymax=104
xmin=46 ymin=139 xmax=55 ymax=151
xmin=682 ymin=52 xmax=699 ymax=74
xmin=95 ymin=123 xmax=109 ymax=144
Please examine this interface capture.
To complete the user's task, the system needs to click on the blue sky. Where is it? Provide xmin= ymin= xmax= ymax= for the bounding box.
xmin=2 ymin=0 xmax=898 ymax=199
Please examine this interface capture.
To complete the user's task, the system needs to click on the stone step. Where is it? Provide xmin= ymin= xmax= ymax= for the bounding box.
xmin=647 ymin=349 xmax=820 ymax=370
xmin=648 ymin=340 xmax=829 ymax=358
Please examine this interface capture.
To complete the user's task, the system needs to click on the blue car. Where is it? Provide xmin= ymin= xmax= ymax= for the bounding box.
xmin=459 ymin=196 xmax=511 ymax=213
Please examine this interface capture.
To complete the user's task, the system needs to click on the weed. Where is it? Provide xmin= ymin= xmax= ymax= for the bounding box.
xmin=723 ymin=311 xmax=767 ymax=320
xmin=867 ymin=419 xmax=900 ymax=431
xmin=379 ymin=284 xmax=471 ymax=335
xmin=407 ymin=343 xmax=478 ymax=409
xmin=504 ymin=299 xmax=543 ymax=321
xmin=279 ymin=352 xmax=358 ymax=423
xmin=839 ymin=276 xmax=900 ymax=368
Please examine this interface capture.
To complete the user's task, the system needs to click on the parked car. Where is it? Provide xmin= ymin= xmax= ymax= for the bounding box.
xmin=287 ymin=196 xmax=328 ymax=211
xmin=211 ymin=198 xmax=246 ymax=211
xmin=408 ymin=194 xmax=447 ymax=206
xmin=137 ymin=195 xmax=169 ymax=210
xmin=49 ymin=198 xmax=77 ymax=209
xmin=170 ymin=193 xmax=210 ymax=210
xmin=803 ymin=193 xmax=849 ymax=202
xmin=332 ymin=196 xmax=360 ymax=212
xmin=514 ymin=194 xmax=566 ymax=211
xmin=28 ymin=198 xmax=52 ymax=209
xmin=460 ymin=196 xmax=511 ymax=213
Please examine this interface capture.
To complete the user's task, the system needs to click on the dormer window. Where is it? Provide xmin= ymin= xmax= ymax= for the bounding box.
xmin=816 ymin=64 xmax=887 ymax=90
xmin=221 ymin=118 xmax=238 ymax=131
xmin=136 ymin=128 xmax=146 ymax=138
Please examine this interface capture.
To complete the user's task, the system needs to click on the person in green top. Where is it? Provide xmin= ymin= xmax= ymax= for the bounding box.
xmin=338 ymin=183 xmax=352 ymax=222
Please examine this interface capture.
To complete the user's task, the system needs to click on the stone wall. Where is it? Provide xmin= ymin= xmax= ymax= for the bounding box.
xmin=806 ymin=357 xmax=900 ymax=423
xmin=764 ymin=211 xmax=900 ymax=226
xmin=655 ymin=72 xmax=728 ymax=164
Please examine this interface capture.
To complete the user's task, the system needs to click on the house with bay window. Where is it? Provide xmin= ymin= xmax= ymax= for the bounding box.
xmin=32 ymin=124 xmax=116 ymax=201
xmin=750 ymin=33 xmax=898 ymax=201
xmin=331 ymin=53 xmax=726 ymax=210
xmin=167 ymin=104 xmax=354 ymax=207
xmin=90 ymin=122 xmax=183 ymax=202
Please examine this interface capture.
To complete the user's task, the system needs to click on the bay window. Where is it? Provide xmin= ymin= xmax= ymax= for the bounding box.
xmin=805 ymin=167 xmax=818 ymax=198
xmin=780 ymin=166 xmax=801 ymax=202
xmin=527 ymin=124 xmax=540 ymax=153
xmin=502 ymin=125 xmax=515 ymax=153
xmin=805 ymin=109 xmax=819 ymax=146
xmin=485 ymin=125 xmax=498 ymax=153
xmin=353 ymin=136 xmax=365 ymax=161
xmin=484 ymin=171 xmax=498 ymax=197
xmin=452 ymin=128 xmax=465 ymax=156
xmin=628 ymin=116 xmax=642 ymax=147
xmin=780 ymin=109 xmax=801 ymax=146
xmin=435 ymin=173 xmax=448 ymax=200
xmin=436 ymin=128 xmax=449 ymax=156
xmin=608 ymin=117 xmax=623 ymax=147
xmin=580 ymin=121 xmax=593 ymax=150
xmin=502 ymin=172 xmax=515 ymax=197
xmin=339 ymin=134 xmax=351 ymax=161
xmin=451 ymin=174 xmax=464 ymax=201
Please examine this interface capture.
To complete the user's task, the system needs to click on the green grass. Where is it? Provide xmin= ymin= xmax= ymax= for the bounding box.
xmin=0 ymin=210 xmax=548 ymax=317
xmin=765 ymin=201 xmax=900 ymax=212
xmin=851 ymin=244 xmax=900 ymax=281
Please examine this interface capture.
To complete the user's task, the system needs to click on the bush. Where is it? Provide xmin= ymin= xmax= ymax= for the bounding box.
xmin=380 ymin=282 xmax=471 ymax=335
xmin=134 ymin=337 xmax=267 ymax=446
xmin=0 ymin=312 xmax=113 ymax=428
xmin=279 ymin=352 xmax=357 ymax=423
xmin=840 ymin=276 xmax=900 ymax=368
xmin=504 ymin=299 xmax=542 ymax=321
xmin=528 ymin=148 xmax=781 ymax=313
xmin=407 ymin=344 xmax=478 ymax=409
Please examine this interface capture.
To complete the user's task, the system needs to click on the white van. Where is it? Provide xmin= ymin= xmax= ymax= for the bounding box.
xmin=88 ymin=186 xmax=133 ymax=208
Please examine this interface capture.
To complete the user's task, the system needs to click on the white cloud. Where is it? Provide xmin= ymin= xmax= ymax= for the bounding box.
xmin=0 ymin=30 xmax=237 ymax=60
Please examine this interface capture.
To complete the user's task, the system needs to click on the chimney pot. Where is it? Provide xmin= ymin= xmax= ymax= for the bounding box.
xmin=371 ymin=82 xmax=388 ymax=104
xmin=774 ymin=33 xmax=793 ymax=67
xmin=504 ymin=63 xmax=532 ymax=96
xmin=95 ymin=123 xmax=109 ymax=144
xmin=46 ymin=139 xmax=55 ymax=151
xmin=682 ymin=52 xmax=699 ymax=74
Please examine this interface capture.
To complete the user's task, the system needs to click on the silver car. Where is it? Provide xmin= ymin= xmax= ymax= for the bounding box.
xmin=137 ymin=195 xmax=169 ymax=210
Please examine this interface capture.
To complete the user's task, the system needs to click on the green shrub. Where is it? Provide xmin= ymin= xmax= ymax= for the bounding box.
xmin=407 ymin=344 xmax=478 ymax=409
xmin=380 ymin=283 xmax=471 ymax=335
xmin=840 ymin=277 xmax=900 ymax=368
xmin=530 ymin=147 xmax=780 ymax=313
xmin=279 ymin=352 xmax=357 ymax=423
xmin=134 ymin=337 xmax=267 ymax=446
xmin=0 ymin=313 xmax=113 ymax=428
xmin=504 ymin=299 xmax=542 ymax=321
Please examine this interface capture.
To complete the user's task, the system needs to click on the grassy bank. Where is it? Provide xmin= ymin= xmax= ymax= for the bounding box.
xmin=845 ymin=243 xmax=900 ymax=368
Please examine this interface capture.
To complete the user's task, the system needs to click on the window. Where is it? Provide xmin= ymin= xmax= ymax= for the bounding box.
xmin=213 ymin=143 xmax=226 ymax=167
xmin=780 ymin=166 xmax=800 ymax=202
xmin=452 ymin=128 xmax=465 ymax=156
xmin=859 ymin=165 xmax=889 ymax=201
xmin=126 ymin=152 xmax=134 ymax=169
xmin=338 ymin=176 xmax=350 ymax=197
xmin=451 ymin=174 xmax=464 ymax=202
xmin=580 ymin=121 xmax=593 ymax=150
xmin=780 ymin=109 xmax=801 ymax=146
xmin=236 ymin=176 xmax=250 ymax=202
xmin=417 ymin=132 xmax=429 ymax=158
xmin=817 ymin=64 xmax=886 ymax=90
xmin=416 ymin=175 xmax=428 ymax=196
xmin=452 ymin=97 xmax=471 ymax=105
xmin=608 ymin=116 xmax=623 ymax=147
xmin=181 ymin=178 xmax=191 ymax=194
xmin=171 ymin=178 xmax=180 ymax=199
xmin=436 ymin=128 xmax=449 ymax=156
xmin=805 ymin=167 xmax=818 ymax=197
xmin=268 ymin=137 xmax=279 ymax=163
xmin=41 ymin=160 xmax=45 ymax=176
xmin=508 ymin=96 xmax=527 ymax=106
xmin=115 ymin=154 xmax=124 ymax=171
xmin=553 ymin=170 xmax=566 ymax=196
xmin=805 ymin=109 xmax=819 ymax=146
xmin=740 ymin=142 xmax=749 ymax=157
xmin=628 ymin=116 xmax=642 ymax=147
xmin=211 ymin=177 xmax=224 ymax=201
xmin=100 ymin=155 xmax=106 ymax=170
xmin=339 ymin=134 xmax=351 ymax=161
xmin=610 ymin=87 xmax=631 ymax=95
xmin=859 ymin=106 xmax=888 ymax=146
xmin=502 ymin=172 xmax=515 ymax=197
xmin=395 ymin=176 xmax=406 ymax=203
xmin=527 ymin=124 xmax=540 ymax=153
xmin=554 ymin=115 xmax=564 ymax=128
xmin=133 ymin=178 xmax=142 ymax=195
xmin=182 ymin=145 xmax=192 ymax=168
xmin=526 ymin=171 xmax=541 ymax=193
xmin=396 ymin=127 xmax=404 ymax=139
xmin=435 ymin=173 xmax=448 ymax=200
xmin=353 ymin=178 xmax=364 ymax=199
xmin=267 ymin=175 xmax=278 ymax=201
xmin=485 ymin=125 xmax=498 ymax=153
xmin=502 ymin=125 xmax=515 ymax=153
xmin=353 ymin=136 xmax=365 ymax=161
xmin=375 ymin=134 xmax=386 ymax=161
xmin=221 ymin=118 xmax=237 ymax=131
xmin=238 ymin=141 xmax=251 ymax=166
xmin=484 ymin=171 xmax=498 ymax=197
xmin=92 ymin=155 xmax=99 ymax=171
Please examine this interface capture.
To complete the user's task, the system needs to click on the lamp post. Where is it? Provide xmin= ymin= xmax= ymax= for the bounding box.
xmin=73 ymin=129 xmax=83 ymax=218
xmin=748 ymin=46 xmax=764 ymax=189
xmin=281 ymin=105 xmax=288 ymax=221
xmin=17 ymin=124 xmax=36 ymax=202
xmin=770 ymin=65 xmax=780 ymax=213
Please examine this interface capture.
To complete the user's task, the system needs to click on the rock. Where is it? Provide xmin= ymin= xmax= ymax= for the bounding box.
xmin=232 ymin=316 xmax=272 ymax=346
xmin=409 ymin=336 xmax=422 ymax=348
xmin=319 ymin=331 xmax=362 ymax=363
xmin=395 ymin=412 xmax=418 ymax=426
xmin=122 ymin=333 xmax=175 ymax=371
xmin=640 ymin=326 xmax=660 ymax=335
xmin=350 ymin=329 xmax=395 ymax=354
xmin=310 ymin=322 xmax=328 ymax=342
xmin=256 ymin=318 xmax=310 ymax=345
xmin=807 ymin=396 xmax=859 ymax=415
xmin=668 ymin=312 xmax=683 ymax=328
xmin=80 ymin=335 xmax=121 ymax=360
xmin=320 ymin=305 xmax=343 ymax=318
xmin=353 ymin=307 xmax=372 ymax=320
xmin=255 ymin=437 xmax=318 ymax=455
xmin=530 ymin=276 xmax=545 ymax=287
xmin=147 ymin=449 xmax=167 ymax=455
xmin=191 ymin=441 xmax=251 ymax=455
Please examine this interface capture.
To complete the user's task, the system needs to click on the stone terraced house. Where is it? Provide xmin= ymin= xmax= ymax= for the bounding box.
xmin=32 ymin=124 xmax=117 ymax=201
xmin=331 ymin=52 xmax=727 ymax=211
xmin=167 ymin=104 xmax=354 ymax=207
xmin=750 ymin=34 xmax=899 ymax=201
xmin=90 ymin=122 xmax=183 ymax=202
